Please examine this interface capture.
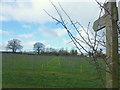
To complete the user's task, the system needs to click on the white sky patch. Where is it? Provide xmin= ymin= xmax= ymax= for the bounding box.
xmin=0 ymin=0 xmax=55 ymax=23
xmin=54 ymin=28 xmax=67 ymax=37
xmin=22 ymin=24 xmax=31 ymax=29
xmin=0 ymin=41 xmax=8 ymax=51
xmin=63 ymin=38 xmax=74 ymax=47
xmin=39 ymin=40 xmax=52 ymax=48
xmin=1 ymin=0 xmax=16 ymax=2
xmin=40 ymin=40 xmax=47 ymax=45
xmin=62 ymin=27 xmax=106 ymax=53
xmin=1 ymin=0 xmax=116 ymax=3
xmin=18 ymin=34 xmax=34 ymax=38
xmin=22 ymin=40 xmax=35 ymax=47
xmin=39 ymin=27 xmax=67 ymax=37
xmin=1 ymin=0 xmax=119 ymax=52
xmin=0 ymin=29 xmax=10 ymax=35
xmin=79 ymin=29 xmax=106 ymax=53
xmin=45 ymin=44 xmax=51 ymax=48
xmin=63 ymin=38 xmax=93 ymax=53
xmin=21 ymin=40 xmax=36 ymax=51
xmin=0 ymin=43 xmax=2 ymax=51
xmin=0 ymin=15 xmax=10 ymax=21
xmin=20 ymin=39 xmax=51 ymax=51
xmin=0 ymin=0 xmax=119 ymax=23
xmin=39 ymin=27 xmax=58 ymax=37
xmin=0 ymin=0 xmax=102 ymax=24
xmin=76 ymin=28 xmax=94 ymax=42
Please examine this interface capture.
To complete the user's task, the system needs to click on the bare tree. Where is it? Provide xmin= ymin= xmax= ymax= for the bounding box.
xmin=6 ymin=39 xmax=23 ymax=53
xmin=33 ymin=42 xmax=45 ymax=54
xmin=44 ymin=1 xmax=115 ymax=87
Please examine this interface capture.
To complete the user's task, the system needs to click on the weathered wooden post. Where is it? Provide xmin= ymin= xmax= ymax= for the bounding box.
xmin=118 ymin=1 xmax=120 ymax=21
xmin=93 ymin=0 xmax=119 ymax=88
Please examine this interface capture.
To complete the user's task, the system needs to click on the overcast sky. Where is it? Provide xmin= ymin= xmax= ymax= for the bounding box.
xmin=0 ymin=0 xmax=120 ymax=52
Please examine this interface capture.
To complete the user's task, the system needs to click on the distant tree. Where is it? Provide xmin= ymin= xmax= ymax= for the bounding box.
xmin=49 ymin=48 xmax=56 ymax=52
xmin=33 ymin=42 xmax=45 ymax=54
xmin=6 ymin=39 xmax=23 ymax=53
xmin=88 ymin=51 xmax=92 ymax=57
xmin=58 ymin=48 xmax=69 ymax=55
xmin=70 ymin=49 xmax=78 ymax=55
xmin=74 ymin=50 xmax=78 ymax=55
xmin=95 ymin=49 xmax=103 ymax=57
xmin=80 ymin=53 xmax=84 ymax=57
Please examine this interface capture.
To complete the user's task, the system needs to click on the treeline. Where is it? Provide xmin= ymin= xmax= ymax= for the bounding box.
xmin=41 ymin=48 xmax=78 ymax=56
xmin=5 ymin=39 xmax=78 ymax=56
xmin=1 ymin=48 xmax=105 ymax=58
xmin=4 ymin=39 xmax=105 ymax=57
xmin=1 ymin=48 xmax=78 ymax=56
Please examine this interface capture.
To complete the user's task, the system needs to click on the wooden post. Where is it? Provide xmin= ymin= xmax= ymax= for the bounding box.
xmin=104 ymin=1 xmax=119 ymax=88
xmin=118 ymin=1 xmax=120 ymax=20
xmin=93 ymin=0 xmax=119 ymax=88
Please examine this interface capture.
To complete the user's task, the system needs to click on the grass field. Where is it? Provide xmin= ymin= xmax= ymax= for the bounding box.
xmin=2 ymin=53 xmax=106 ymax=88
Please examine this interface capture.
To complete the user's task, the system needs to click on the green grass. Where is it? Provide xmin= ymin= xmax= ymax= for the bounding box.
xmin=2 ymin=53 xmax=106 ymax=88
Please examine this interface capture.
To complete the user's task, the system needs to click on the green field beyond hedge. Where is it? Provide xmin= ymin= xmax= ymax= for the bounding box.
xmin=2 ymin=53 xmax=106 ymax=88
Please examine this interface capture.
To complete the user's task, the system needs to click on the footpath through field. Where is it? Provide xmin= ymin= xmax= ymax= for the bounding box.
xmin=2 ymin=54 xmax=104 ymax=88
xmin=42 ymin=56 xmax=79 ymax=76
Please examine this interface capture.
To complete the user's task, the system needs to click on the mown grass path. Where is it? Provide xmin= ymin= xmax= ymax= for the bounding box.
xmin=2 ymin=53 xmax=105 ymax=88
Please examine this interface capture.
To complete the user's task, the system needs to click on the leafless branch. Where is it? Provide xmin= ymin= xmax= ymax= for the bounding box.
xmin=44 ymin=1 xmax=115 ymax=87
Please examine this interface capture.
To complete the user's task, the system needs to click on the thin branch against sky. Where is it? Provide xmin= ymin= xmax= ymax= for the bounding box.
xmin=0 ymin=0 xmax=119 ymax=52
